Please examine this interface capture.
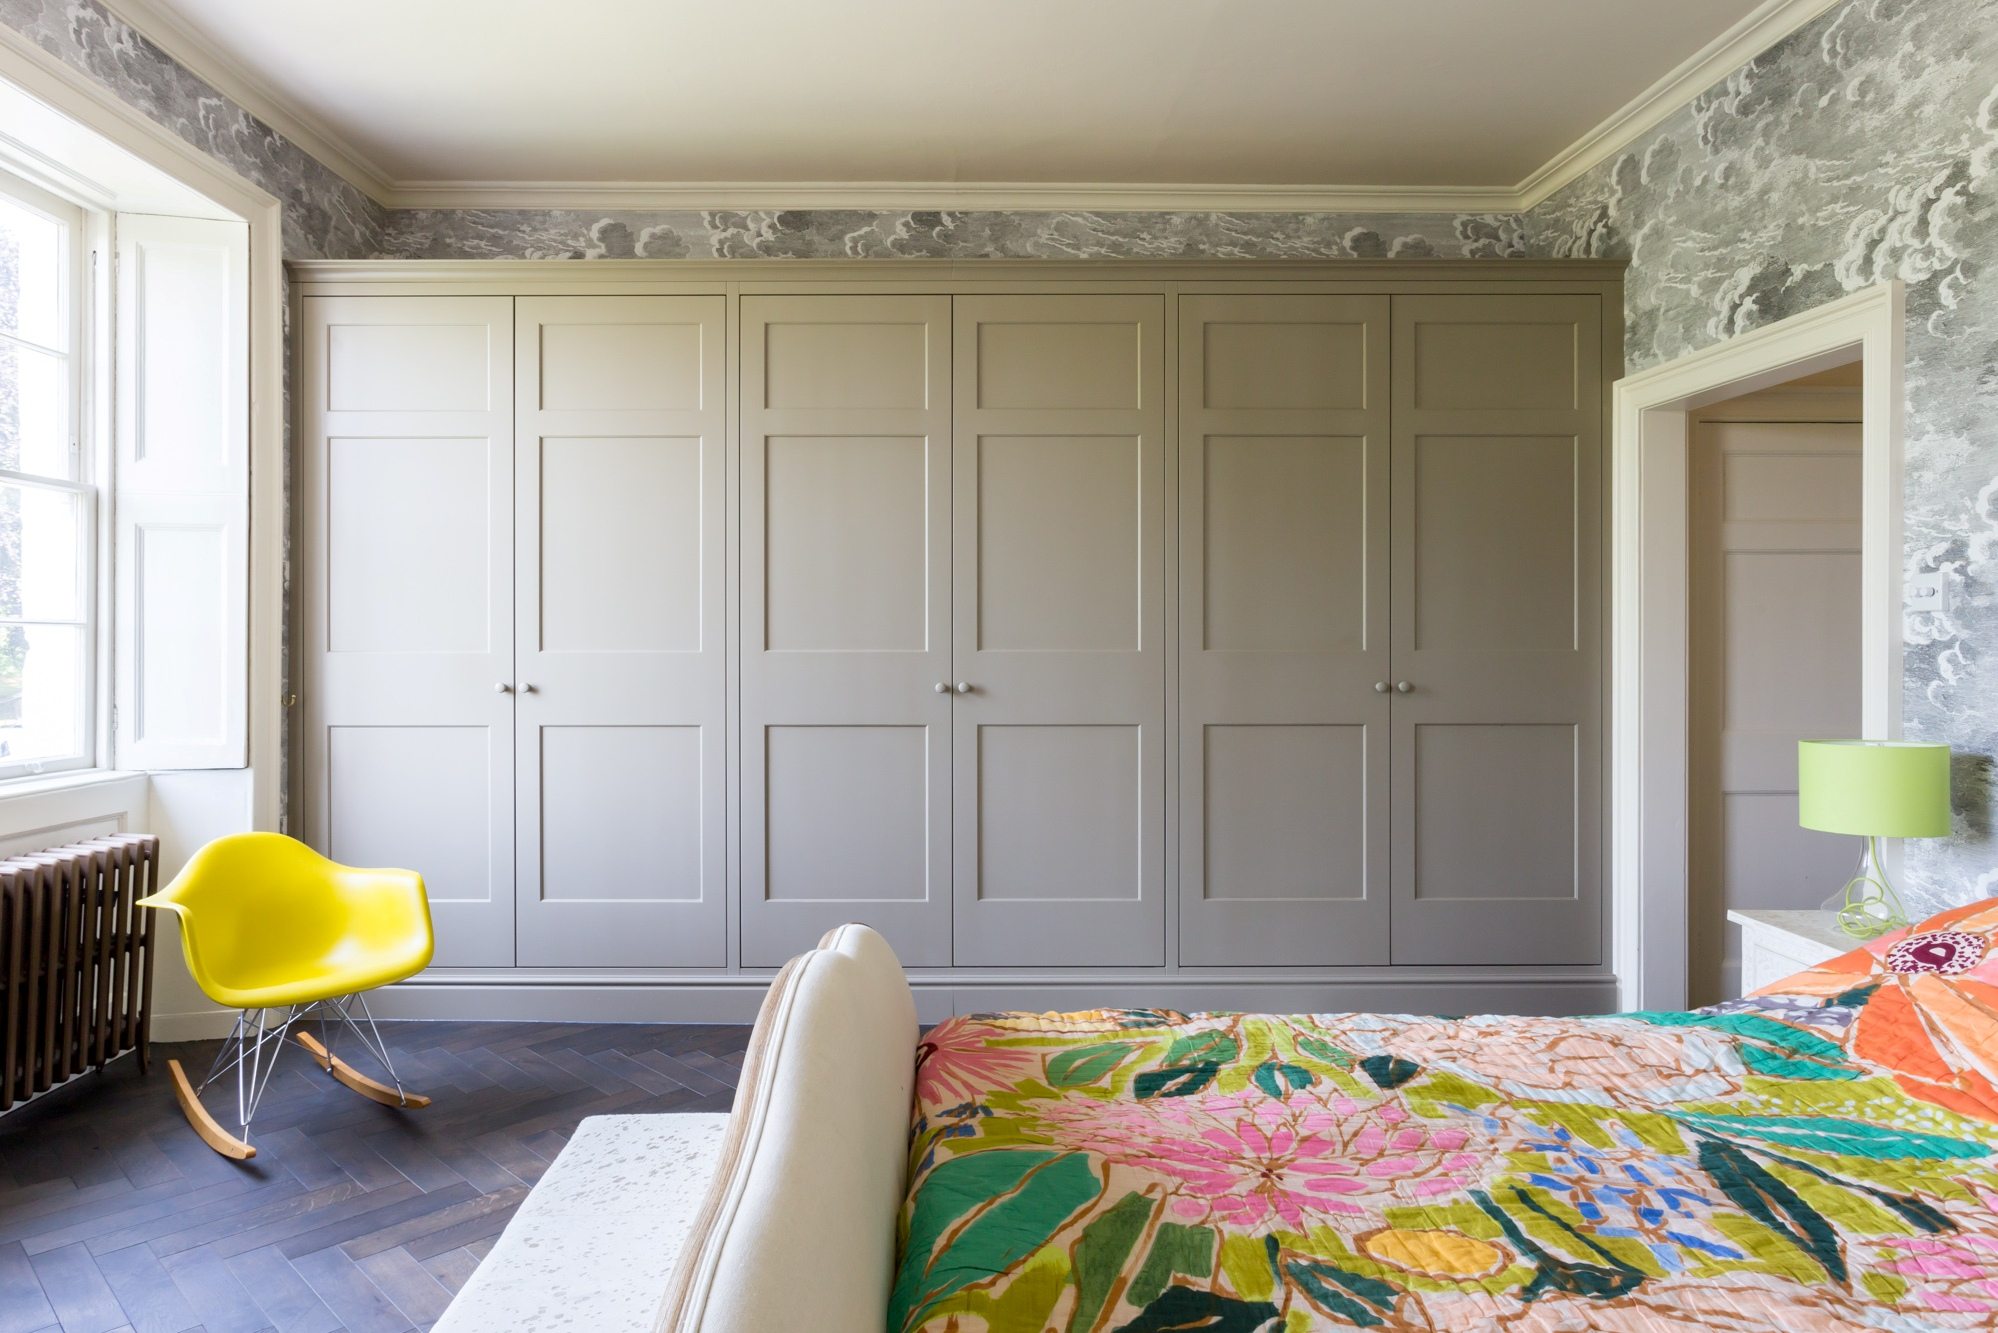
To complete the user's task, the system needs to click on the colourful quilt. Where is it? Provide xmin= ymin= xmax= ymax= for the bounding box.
xmin=892 ymin=900 xmax=1998 ymax=1330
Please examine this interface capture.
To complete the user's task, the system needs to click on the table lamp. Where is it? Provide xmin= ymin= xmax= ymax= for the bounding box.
xmin=1798 ymin=740 xmax=1951 ymax=939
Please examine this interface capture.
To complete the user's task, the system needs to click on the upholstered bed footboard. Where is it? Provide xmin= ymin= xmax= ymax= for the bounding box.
xmin=656 ymin=924 xmax=917 ymax=1332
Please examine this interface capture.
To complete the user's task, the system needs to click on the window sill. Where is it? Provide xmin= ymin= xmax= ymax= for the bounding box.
xmin=0 ymin=769 xmax=144 ymax=804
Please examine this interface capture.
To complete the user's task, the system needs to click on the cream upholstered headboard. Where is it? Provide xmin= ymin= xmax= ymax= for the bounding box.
xmin=657 ymin=924 xmax=918 ymax=1332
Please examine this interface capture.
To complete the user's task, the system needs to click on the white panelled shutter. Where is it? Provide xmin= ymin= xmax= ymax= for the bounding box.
xmin=113 ymin=213 xmax=249 ymax=768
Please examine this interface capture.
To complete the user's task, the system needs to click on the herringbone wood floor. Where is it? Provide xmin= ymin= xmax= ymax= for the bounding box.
xmin=0 ymin=1022 xmax=750 ymax=1333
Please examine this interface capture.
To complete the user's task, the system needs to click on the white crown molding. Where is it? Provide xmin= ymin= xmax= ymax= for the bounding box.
xmin=99 ymin=0 xmax=1838 ymax=216
xmin=99 ymin=0 xmax=397 ymax=202
xmin=1513 ymin=0 xmax=1845 ymax=210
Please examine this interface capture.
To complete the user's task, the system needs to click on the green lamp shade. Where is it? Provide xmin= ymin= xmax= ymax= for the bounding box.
xmin=1797 ymin=740 xmax=1951 ymax=838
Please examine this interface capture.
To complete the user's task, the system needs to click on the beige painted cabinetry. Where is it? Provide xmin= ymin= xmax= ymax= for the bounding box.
xmin=1175 ymin=292 xmax=1603 ymax=967
xmin=737 ymin=294 xmax=956 ymax=966
xmin=1176 ymin=294 xmax=1391 ymax=964
xmin=1387 ymin=295 xmax=1604 ymax=966
xmin=948 ymin=295 xmax=1168 ymax=967
xmin=293 ymin=261 xmax=1618 ymax=1013
xmin=298 ymin=294 xmax=729 ymax=969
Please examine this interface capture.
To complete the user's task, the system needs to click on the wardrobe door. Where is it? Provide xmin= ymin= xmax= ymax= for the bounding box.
xmin=1389 ymin=294 xmax=1604 ymax=965
xmin=513 ymin=297 xmax=727 ymax=966
xmin=740 ymin=296 xmax=953 ymax=967
xmin=299 ymin=296 xmax=515 ymax=967
xmin=951 ymin=295 xmax=1166 ymax=966
xmin=1178 ymin=295 xmax=1390 ymax=964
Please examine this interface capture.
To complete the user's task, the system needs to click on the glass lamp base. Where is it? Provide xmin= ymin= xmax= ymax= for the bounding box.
xmin=1820 ymin=835 xmax=1909 ymax=941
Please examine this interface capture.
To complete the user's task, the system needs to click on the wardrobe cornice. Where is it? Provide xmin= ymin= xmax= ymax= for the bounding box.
xmin=289 ymin=256 xmax=1629 ymax=293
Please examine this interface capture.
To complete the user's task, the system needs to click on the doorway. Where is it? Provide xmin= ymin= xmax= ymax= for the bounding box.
xmin=1687 ymin=364 xmax=1863 ymax=1004
xmin=1609 ymin=282 xmax=1904 ymax=1011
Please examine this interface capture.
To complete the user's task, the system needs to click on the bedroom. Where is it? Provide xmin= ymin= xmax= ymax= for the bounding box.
xmin=0 ymin=0 xmax=1992 ymax=1327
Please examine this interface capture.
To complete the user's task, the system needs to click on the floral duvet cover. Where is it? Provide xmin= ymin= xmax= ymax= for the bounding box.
xmin=892 ymin=901 xmax=1998 ymax=1330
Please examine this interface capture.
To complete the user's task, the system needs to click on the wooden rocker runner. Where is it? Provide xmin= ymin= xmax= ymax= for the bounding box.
xmin=139 ymin=833 xmax=436 ymax=1159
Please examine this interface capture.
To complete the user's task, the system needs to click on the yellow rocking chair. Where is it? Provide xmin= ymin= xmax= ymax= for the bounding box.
xmin=138 ymin=833 xmax=436 ymax=1159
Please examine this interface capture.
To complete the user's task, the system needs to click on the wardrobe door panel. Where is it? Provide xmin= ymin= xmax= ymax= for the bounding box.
xmin=1201 ymin=433 xmax=1367 ymax=653
xmin=537 ymin=725 xmax=704 ymax=903
xmin=952 ymin=295 xmax=1165 ymax=967
xmin=1203 ymin=724 xmax=1370 ymax=903
xmin=326 ymin=725 xmax=495 ymax=931
xmin=1411 ymin=434 xmax=1579 ymax=652
xmin=764 ymin=724 xmax=932 ymax=902
xmin=300 ymin=296 xmax=515 ymax=967
xmin=514 ymin=296 xmax=727 ymax=966
xmin=1177 ymin=295 xmax=1390 ymax=965
xmin=325 ymin=435 xmax=492 ymax=653
xmin=741 ymin=296 xmax=953 ymax=967
xmin=977 ymin=724 xmax=1144 ymax=905
xmin=538 ymin=434 xmax=703 ymax=653
xmin=764 ymin=433 xmax=930 ymax=651
xmin=978 ymin=433 xmax=1143 ymax=650
xmin=1390 ymin=294 xmax=1604 ymax=965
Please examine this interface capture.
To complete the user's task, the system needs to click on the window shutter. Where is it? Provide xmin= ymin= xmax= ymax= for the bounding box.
xmin=112 ymin=213 xmax=248 ymax=769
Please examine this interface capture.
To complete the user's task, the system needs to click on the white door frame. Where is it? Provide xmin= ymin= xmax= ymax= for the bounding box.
xmin=1612 ymin=282 xmax=1905 ymax=1010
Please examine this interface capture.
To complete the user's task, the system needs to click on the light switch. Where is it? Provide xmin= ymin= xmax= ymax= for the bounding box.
xmin=1905 ymin=571 xmax=1950 ymax=615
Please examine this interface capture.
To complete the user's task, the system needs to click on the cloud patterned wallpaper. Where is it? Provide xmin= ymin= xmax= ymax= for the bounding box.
xmin=379 ymin=207 xmax=1525 ymax=261
xmin=3 ymin=0 xmax=1994 ymax=910
xmin=1522 ymin=0 xmax=1998 ymax=913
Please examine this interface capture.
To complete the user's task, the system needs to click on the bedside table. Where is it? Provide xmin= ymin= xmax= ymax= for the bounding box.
xmin=1727 ymin=909 xmax=1859 ymax=996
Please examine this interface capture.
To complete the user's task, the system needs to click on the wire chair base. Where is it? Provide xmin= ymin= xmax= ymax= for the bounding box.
xmin=167 ymin=992 xmax=428 ymax=1158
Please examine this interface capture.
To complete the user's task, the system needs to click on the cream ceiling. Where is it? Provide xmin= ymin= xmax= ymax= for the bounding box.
xmin=116 ymin=0 xmax=1825 ymax=208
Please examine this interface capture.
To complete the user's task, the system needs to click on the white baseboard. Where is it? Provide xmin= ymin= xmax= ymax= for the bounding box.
xmin=365 ymin=974 xmax=1620 ymax=1026
xmin=149 ymin=1008 xmax=235 ymax=1041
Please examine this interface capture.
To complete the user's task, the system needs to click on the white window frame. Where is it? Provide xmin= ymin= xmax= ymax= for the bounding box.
xmin=0 ymin=35 xmax=283 ymax=836
xmin=0 ymin=166 xmax=100 ymax=781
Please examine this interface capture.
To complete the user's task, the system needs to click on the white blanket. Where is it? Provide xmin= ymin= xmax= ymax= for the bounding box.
xmin=433 ymin=1112 xmax=729 ymax=1333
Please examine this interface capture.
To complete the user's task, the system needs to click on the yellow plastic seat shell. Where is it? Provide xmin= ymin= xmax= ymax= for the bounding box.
xmin=136 ymin=833 xmax=435 ymax=1159
xmin=138 ymin=833 xmax=434 ymax=1011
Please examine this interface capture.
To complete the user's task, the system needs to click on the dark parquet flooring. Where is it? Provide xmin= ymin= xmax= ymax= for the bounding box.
xmin=0 ymin=1022 xmax=751 ymax=1333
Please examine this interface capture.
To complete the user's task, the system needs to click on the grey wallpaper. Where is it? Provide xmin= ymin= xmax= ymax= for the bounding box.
xmin=5 ymin=0 xmax=1995 ymax=909
xmin=1522 ymin=0 xmax=1998 ymax=913
xmin=379 ymin=206 xmax=1524 ymax=261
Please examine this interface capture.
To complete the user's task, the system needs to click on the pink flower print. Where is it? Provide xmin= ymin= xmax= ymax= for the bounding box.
xmin=913 ymin=1019 xmax=1039 ymax=1109
xmin=1028 ymin=1088 xmax=1482 ymax=1232
xmin=1874 ymin=1232 xmax=1998 ymax=1313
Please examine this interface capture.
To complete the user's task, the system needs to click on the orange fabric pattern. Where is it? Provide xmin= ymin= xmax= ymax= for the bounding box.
xmin=1755 ymin=900 xmax=1998 ymax=1124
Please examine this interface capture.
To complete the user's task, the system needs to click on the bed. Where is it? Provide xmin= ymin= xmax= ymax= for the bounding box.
xmin=660 ymin=906 xmax=1998 ymax=1331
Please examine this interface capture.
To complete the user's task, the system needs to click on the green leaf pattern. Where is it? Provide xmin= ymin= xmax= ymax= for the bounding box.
xmin=892 ymin=998 xmax=1998 ymax=1328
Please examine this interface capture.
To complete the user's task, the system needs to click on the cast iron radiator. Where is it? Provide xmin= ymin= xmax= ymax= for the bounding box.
xmin=0 ymin=834 xmax=160 ymax=1111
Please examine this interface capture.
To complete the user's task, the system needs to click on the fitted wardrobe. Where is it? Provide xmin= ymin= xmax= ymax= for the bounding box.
xmin=292 ymin=260 xmax=1620 ymax=1018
